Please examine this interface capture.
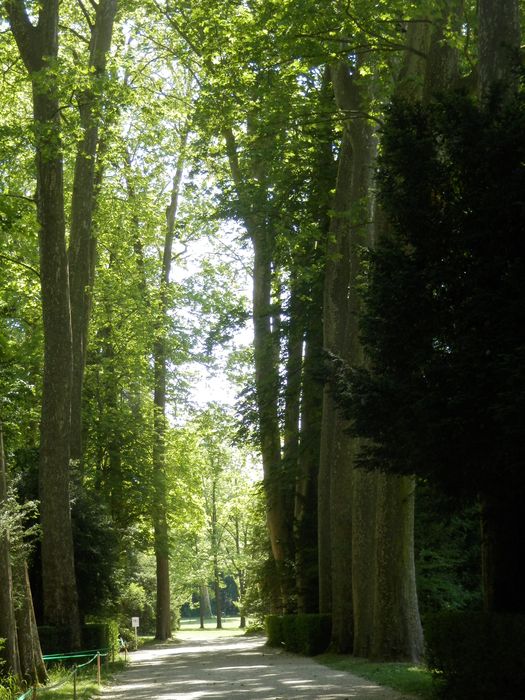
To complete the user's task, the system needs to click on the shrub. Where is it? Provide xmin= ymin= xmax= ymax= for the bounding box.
xmin=38 ymin=621 xmax=119 ymax=657
xmin=265 ymin=615 xmax=282 ymax=647
xmin=295 ymin=614 xmax=332 ymax=655
xmin=425 ymin=611 xmax=525 ymax=700
xmin=83 ymin=621 xmax=119 ymax=657
xmin=37 ymin=626 xmax=73 ymax=654
xmin=265 ymin=614 xmax=332 ymax=656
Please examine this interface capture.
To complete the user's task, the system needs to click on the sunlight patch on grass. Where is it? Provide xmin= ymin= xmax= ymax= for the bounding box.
xmin=177 ymin=616 xmax=247 ymax=639
xmin=316 ymin=654 xmax=434 ymax=699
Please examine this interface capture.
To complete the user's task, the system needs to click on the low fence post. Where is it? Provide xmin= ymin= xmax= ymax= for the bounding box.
xmin=73 ymin=666 xmax=77 ymax=700
xmin=97 ymin=652 xmax=101 ymax=685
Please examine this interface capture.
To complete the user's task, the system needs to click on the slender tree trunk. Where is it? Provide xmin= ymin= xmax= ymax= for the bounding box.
xmin=295 ymin=319 xmax=323 ymax=613
xmin=211 ymin=479 xmax=222 ymax=630
xmin=6 ymin=0 xmax=81 ymax=644
xmin=224 ymin=128 xmax=294 ymax=607
xmin=0 ymin=423 xmax=21 ymax=678
xmin=199 ymin=584 xmax=212 ymax=626
xmin=153 ymin=133 xmax=187 ymax=641
xmin=69 ymin=0 xmax=118 ymax=468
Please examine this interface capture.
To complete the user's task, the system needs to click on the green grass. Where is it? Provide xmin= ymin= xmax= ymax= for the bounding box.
xmin=177 ymin=616 xmax=247 ymax=638
xmin=35 ymin=657 xmax=127 ymax=699
xmin=316 ymin=654 xmax=435 ymax=699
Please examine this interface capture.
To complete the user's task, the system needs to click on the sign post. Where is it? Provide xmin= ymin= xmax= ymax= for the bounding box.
xmin=132 ymin=617 xmax=139 ymax=647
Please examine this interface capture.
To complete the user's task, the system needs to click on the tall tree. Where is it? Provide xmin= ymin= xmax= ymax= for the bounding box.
xmin=152 ymin=125 xmax=188 ymax=640
xmin=5 ymin=0 xmax=80 ymax=641
xmin=69 ymin=0 xmax=118 ymax=468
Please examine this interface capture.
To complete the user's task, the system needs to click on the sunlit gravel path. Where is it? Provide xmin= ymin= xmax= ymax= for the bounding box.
xmin=99 ymin=632 xmax=415 ymax=700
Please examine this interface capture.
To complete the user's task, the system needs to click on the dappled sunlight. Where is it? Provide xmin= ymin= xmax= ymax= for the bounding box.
xmin=102 ymin=634 xmax=406 ymax=699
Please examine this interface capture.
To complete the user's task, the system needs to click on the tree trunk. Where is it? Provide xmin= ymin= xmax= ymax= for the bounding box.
xmin=153 ymin=134 xmax=187 ymax=641
xmin=295 ymin=319 xmax=323 ymax=613
xmin=0 ymin=423 xmax=21 ymax=678
xmin=6 ymin=0 xmax=81 ymax=644
xmin=223 ymin=127 xmax=294 ymax=607
xmin=370 ymin=475 xmax=423 ymax=661
xmin=199 ymin=584 xmax=212 ymax=624
xmin=13 ymin=559 xmax=47 ymax=685
xmin=321 ymin=61 xmax=375 ymax=653
xmin=69 ymin=0 xmax=118 ymax=468
xmin=476 ymin=0 xmax=521 ymax=614
xmin=478 ymin=0 xmax=521 ymax=100
xmin=211 ymin=479 xmax=222 ymax=630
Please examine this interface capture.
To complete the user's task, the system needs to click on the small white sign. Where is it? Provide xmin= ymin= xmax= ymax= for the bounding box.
xmin=131 ymin=617 xmax=139 ymax=628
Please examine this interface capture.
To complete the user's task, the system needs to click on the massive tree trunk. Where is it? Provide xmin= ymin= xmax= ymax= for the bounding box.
xmin=69 ymin=0 xmax=118 ymax=468
xmin=478 ymin=0 xmax=521 ymax=100
xmin=6 ymin=0 xmax=80 ymax=643
xmin=320 ymin=61 xmax=375 ymax=653
xmin=318 ymin=121 xmax=355 ymax=621
xmin=0 ymin=423 xmax=21 ymax=678
xmin=477 ymin=0 xmax=522 ymax=614
xmin=153 ymin=134 xmax=187 ymax=641
xmin=13 ymin=559 xmax=47 ymax=685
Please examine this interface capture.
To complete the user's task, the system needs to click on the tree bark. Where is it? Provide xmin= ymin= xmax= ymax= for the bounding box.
xmin=478 ymin=0 xmax=521 ymax=100
xmin=0 ymin=423 xmax=21 ymax=678
xmin=6 ymin=0 xmax=80 ymax=644
xmin=13 ymin=559 xmax=47 ymax=685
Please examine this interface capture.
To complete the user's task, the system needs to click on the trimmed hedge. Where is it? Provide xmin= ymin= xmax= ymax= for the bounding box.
xmin=265 ymin=615 xmax=283 ymax=648
xmin=425 ymin=611 xmax=525 ymax=700
xmin=38 ymin=626 xmax=73 ymax=654
xmin=265 ymin=614 xmax=331 ymax=656
xmin=38 ymin=621 xmax=119 ymax=658
xmin=83 ymin=621 xmax=119 ymax=658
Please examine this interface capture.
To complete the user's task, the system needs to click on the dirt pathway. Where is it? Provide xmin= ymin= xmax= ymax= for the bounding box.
xmin=100 ymin=633 xmax=415 ymax=699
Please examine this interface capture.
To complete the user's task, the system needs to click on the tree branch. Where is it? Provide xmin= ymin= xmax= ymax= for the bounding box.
xmin=0 ymin=253 xmax=40 ymax=279
xmin=4 ymin=0 xmax=41 ymax=71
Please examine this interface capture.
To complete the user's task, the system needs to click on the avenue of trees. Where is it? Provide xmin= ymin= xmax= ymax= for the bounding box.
xmin=1 ymin=0 xmax=523 ymax=693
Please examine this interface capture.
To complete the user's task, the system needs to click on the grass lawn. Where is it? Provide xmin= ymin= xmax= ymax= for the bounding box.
xmin=34 ymin=658 xmax=126 ymax=699
xmin=316 ymin=654 xmax=435 ymax=699
xmin=177 ymin=616 xmax=248 ymax=639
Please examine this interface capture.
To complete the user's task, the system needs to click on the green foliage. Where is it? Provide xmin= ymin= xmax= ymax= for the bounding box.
xmin=82 ymin=621 xmax=119 ymax=657
xmin=425 ymin=611 xmax=525 ymax=699
xmin=38 ymin=622 xmax=118 ymax=655
xmin=335 ymin=89 xmax=525 ymax=499
xmin=37 ymin=627 xmax=74 ymax=655
xmin=415 ymin=482 xmax=481 ymax=614
xmin=265 ymin=614 xmax=331 ymax=655
xmin=117 ymin=582 xmax=155 ymax=635
xmin=265 ymin=615 xmax=282 ymax=647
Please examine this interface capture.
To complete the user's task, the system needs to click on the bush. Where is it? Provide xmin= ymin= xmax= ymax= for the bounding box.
xmin=265 ymin=615 xmax=283 ymax=647
xmin=38 ymin=621 xmax=119 ymax=657
xmin=265 ymin=614 xmax=332 ymax=656
xmin=83 ymin=621 xmax=119 ymax=657
xmin=425 ymin=611 xmax=525 ymax=700
xmin=37 ymin=626 xmax=73 ymax=654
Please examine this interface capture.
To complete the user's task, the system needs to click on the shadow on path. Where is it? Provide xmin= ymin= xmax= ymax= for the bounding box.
xmin=100 ymin=634 xmax=412 ymax=700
